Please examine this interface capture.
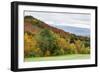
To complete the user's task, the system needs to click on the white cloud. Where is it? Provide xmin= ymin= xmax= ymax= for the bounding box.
xmin=45 ymin=21 xmax=90 ymax=29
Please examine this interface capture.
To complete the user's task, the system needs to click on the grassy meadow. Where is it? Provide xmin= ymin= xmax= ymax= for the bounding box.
xmin=25 ymin=54 xmax=90 ymax=62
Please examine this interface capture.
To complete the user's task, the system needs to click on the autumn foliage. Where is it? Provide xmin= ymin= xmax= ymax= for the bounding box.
xmin=24 ymin=16 xmax=90 ymax=58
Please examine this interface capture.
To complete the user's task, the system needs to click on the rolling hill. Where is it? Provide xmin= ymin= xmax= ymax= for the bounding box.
xmin=24 ymin=15 xmax=90 ymax=58
xmin=24 ymin=16 xmax=89 ymax=41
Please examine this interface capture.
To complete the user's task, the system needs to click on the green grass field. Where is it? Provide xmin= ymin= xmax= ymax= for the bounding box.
xmin=24 ymin=54 xmax=90 ymax=62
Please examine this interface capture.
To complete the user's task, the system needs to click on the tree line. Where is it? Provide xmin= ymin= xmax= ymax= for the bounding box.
xmin=24 ymin=28 xmax=90 ymax=58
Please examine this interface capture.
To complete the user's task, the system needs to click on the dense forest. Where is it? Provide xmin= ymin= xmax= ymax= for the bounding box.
xmin=24 ymin=16 xmax=90 ymax=58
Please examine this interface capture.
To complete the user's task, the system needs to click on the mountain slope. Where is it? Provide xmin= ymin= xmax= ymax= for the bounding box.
xmin=24 ymin=16 xmax=89 ymax=41
xmin=24 ymin=16 xmax=72 ymax=38
xmin=24 ymin=16 xmax=90 ymax=58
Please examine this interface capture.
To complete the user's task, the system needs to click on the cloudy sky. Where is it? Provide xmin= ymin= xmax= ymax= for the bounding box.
xmin=24 ymin=11 xmax=91 ymax=29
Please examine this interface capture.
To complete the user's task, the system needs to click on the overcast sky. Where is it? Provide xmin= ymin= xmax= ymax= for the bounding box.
xmin=24 ymin=11 xmax=91 ymax=29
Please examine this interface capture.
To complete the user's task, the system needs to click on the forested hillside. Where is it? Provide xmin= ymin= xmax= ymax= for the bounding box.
xmin=24 ymin=16 xmax=90 ymax=58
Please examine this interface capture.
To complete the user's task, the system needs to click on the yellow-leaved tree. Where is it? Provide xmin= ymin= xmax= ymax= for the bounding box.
xmin=24 ymin=32 xmax=38 ymax=57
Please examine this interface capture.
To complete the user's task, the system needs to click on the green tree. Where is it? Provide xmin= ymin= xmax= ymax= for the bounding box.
xmin=36 ymin=29 xmax=57 ymax=56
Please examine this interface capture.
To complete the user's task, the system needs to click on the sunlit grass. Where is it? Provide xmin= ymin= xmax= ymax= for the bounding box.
xmin=24 ymin=54 xmax=90 ymax=62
